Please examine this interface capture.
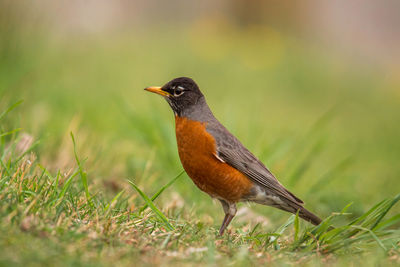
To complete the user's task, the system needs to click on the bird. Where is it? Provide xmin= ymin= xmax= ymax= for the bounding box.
xmin=145 ymin=77 xmax=322 ymax=235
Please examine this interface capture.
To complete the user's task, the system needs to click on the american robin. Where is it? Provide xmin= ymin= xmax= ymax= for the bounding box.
xmin=145 ymin=77 xmax=322 ymax=235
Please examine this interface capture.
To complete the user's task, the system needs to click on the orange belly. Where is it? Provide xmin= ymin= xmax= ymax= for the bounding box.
xmin=175 ymin=116 xmax=253 ymax=202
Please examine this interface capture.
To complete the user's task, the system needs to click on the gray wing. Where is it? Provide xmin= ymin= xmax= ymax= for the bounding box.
xmin=206 ymin=121 xmax=304 ymax=205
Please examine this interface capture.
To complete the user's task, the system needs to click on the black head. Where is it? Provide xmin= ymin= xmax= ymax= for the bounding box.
xmin=145 ymin=77 xmax=204 ymax=116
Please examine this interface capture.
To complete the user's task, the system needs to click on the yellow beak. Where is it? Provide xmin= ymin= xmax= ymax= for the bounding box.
xmin=144 ymin=86 xmax=170 ymax=97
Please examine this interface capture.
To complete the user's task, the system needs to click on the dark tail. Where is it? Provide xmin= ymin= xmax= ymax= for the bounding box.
xmin=297 ymin=206 xmax=322 ymax=225
xmin=256 ymin=194 xmax=323 ymax=225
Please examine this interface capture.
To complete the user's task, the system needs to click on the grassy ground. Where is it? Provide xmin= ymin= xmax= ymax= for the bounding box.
xmin=1 ymin=23 xmax=400 ymax=266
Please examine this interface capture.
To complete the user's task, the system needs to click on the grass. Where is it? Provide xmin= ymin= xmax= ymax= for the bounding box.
xmin=0 ymin=116 xmax=399 ymax=266
xmin=1 ymin=19 xmax=400 ymax=265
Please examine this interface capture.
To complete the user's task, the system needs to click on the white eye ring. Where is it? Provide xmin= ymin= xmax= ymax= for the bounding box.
xmin=174 ymin=86 xmax=185 ymax=97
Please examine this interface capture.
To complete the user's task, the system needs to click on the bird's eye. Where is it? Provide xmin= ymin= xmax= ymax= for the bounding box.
xmin=174 ymin=86 xmax=185 ymax=97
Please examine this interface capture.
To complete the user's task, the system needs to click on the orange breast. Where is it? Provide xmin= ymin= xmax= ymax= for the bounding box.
xmin=175 ymin=116 xmax=253 ymax=202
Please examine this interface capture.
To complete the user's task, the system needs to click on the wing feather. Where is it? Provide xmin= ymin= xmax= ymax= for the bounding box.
xmin=207 ymin=121 xmax=304 ymax=205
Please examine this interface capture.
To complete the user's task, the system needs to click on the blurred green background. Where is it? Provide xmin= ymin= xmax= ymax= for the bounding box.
xmin=1 ymin=0 xmax=400 ymax=224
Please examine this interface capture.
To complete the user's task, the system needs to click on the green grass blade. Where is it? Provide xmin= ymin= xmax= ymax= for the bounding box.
xmin=248 ymin=223 xmax=261 ymax=237
xmin=104 ymin=190 xmax=125 ymax=214
xmin=54 ymin=170 xmax=61 ymax=192
xmin=0 ymin=128 xmax=22 ymax=138
xmin=128 ymin=180 xmax=174 ymax=231
xmin=0 ymin=100 xmax=23 ymax=121
xmin=340 ymin=202 xmax=353 ymax=213
xmin=348 ymin=200 xmax=385 ymax=226
xmin=70 ymin=132 xmax=93 ymax=208
xmin=139 ymin=170 xmax=185 ymax=213
xmin=371 ymin=193 xmax=400 ymax=230
xmin=57 ymin=170 xmax=79 ymax=202
xmin=373 ymin=214 xmax=400 ymax=231
xmin=270 ymin=215 xmax=295 ymax=248
xmin=0 ymin=158 xmax=11 ymax=176
xmin=350 ymin=225 xmax=387 ymax=252
xmin=294 ymin=211 xmax=300 ymax=242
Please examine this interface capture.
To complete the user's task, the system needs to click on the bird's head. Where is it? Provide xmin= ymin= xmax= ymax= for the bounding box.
xmin=145 ymin=77 xmax=204 ymax=116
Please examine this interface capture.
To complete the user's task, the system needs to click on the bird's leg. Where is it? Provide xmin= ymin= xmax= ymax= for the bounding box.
xmin=218 ymin=200 xmax=237 ymax=235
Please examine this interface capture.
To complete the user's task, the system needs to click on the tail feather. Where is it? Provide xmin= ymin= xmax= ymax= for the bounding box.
xmin=272 ymin=200 xmax=322 ymax=225
xmin=250 ymin=190 xmax=323 ymax=225
xmin=297 ymin=206 xmax=322 ymax=225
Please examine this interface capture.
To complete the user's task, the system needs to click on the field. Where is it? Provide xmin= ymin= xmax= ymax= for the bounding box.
xmin=1 ymin=20 xmax=400 ymax=266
